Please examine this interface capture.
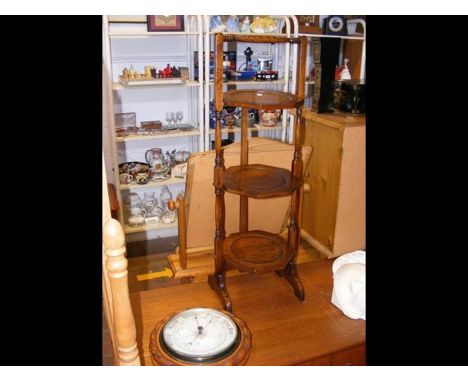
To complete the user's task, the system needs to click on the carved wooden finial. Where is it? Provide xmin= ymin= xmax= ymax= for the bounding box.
xmin=167 ymin=199 xmax=176 ymax=211
xmin=103 ymin=218 xmax=125 ymax=252
xmin=103 ymin=218 xmax=140 ymax=365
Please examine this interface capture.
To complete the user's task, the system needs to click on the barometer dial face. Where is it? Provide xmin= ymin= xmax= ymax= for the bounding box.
xmin=161 ymin=308 xmax=240 ymax=363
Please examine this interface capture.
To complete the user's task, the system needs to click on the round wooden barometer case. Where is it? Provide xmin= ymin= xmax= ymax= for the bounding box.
xmin=150 ymin=308 xmax=252 ymax=366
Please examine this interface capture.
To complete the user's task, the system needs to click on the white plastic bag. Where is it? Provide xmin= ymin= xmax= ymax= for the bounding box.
xmin=331 ymin=250 xmax=366 ymax=320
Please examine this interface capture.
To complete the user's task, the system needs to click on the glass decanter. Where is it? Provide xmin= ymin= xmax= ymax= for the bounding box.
xmin=142 ymin=192 xmax=162 ymax=218
xmin=125 ymin=192 xmax=146 ymax=226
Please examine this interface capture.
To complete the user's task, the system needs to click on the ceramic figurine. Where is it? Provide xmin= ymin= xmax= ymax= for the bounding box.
xmin=128 ymin=65 xmax=136 ymax=80
xmin=210 ymin=16 xmax=225 ymax=32
xmin=144 ymin=66 xmax=153 ymax=79
xmin=122 ymin=67 xmax=129 ymax=80
xmin=171 ymin=66 xmax=181 ymax=78
xmin=225 ymin=15 xmax=240 ymax=33
xmin=340 ymin=58 xmax=352 ymax=80
xmin=163 ymin=64 xmax=173 ymax=78
xmin=240 ymin=16 xmax=250 ymax=33
xmin=250 ymin=16 xmax=276 ymax=33
xmin=165 ymin=149 xmax=177 ymax=169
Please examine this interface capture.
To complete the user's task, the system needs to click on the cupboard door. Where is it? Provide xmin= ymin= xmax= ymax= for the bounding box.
xmin=302 ymin=120 xmax=344 ymax=253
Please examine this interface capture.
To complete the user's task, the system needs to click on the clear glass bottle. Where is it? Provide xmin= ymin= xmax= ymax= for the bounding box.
xmin=125 ymin=192 xmax=146 ymax=226
xmin=160 ymin=186 xmax=173 ymax=211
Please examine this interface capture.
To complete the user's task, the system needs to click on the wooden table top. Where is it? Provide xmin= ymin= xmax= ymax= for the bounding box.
xmin=131 ymin=258 xmax=365 ymax=366
xmin=289 ymin=107 xmax=366 ymax=129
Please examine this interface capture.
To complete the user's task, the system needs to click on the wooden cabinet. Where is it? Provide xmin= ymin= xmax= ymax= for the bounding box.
xmin=298 ymin=108 xmax=365 ymax=258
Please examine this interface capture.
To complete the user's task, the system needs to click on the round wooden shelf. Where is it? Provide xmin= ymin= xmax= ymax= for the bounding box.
xmin=223 ymin=90 xmax=304 ymax=110
xmin=223 ymin=230 xmax=293 ymax=273
xmin=223 ymin=164 xmax=301 ymax=199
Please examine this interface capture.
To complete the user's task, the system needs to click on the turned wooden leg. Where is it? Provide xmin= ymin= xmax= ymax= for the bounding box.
xmin=209 ymin=108 xmax=233 ymax=312
xmin=278 ymin=262 xmax=305 ymax=301
xmin=208 ymin=271 xmax=232 ymax=312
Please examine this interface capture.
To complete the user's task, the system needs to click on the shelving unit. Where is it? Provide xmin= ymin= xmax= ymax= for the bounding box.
xmin=202 ymin=16 xmax=299 ymax=150
xmin=208 ymin=32 xmax=308 ymax=312
xmin=103 ymin=15 xmax=205 ymax=240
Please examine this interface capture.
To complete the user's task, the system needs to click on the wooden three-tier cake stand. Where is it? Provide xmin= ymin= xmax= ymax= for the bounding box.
xmin=208 ymin=33 xmax=308 ymax=311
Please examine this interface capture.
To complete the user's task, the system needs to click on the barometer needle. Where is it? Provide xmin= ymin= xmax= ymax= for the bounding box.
xmin=188 ymin=332 xmax=201 ymax=346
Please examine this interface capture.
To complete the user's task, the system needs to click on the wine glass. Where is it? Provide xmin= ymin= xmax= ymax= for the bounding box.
xmin=166 ymin=112 xmax=174 ymax=129
xmin=165 ymin=112 xmax=172 ymax=129
xmin=176 ymin=111 xmax=183 ymax=128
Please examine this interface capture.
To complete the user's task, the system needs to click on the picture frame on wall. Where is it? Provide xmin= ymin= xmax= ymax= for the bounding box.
xmin=147 ymin=15 xmax=185 ymax=32
xmin=108 ymin=15 xmax=147 ymax=23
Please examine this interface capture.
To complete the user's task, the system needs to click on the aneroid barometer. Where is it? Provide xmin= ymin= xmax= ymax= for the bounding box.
xmin=150 ymin=308 xmax=252 ymax=365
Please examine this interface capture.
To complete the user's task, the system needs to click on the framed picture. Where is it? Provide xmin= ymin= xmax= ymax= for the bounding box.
xmin=147 ymin=15 xmax=185 ymax=32
xmin=108 ymin=15 xmax=147 ymax=23
xmin=297 ymin=15 xmax=322 ymax=34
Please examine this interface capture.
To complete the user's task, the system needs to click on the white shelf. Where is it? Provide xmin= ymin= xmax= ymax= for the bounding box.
xmin=305 ymin=80 xmax=315 ymax=85
xmin=208 ymin=79 xmax=287 ymax=87
xmin=208 ymin=124 xmax=284 ymax=135
xmin=110 ymin=31 xmax=201 ymax=37
xmin=299 ymin=33 xmax=365 ymax=41
xmin=124 ymin=219 xmax=178 ymax=234
xmin=116 ymin=130 xmax=200 ymax=142
xmin=211 ymin=32 xmax=293 ymax=37
xmin=113 ymin=79 xmax=200 ymax=90
xmin=120 ymin=177 xmax=186 ymax=190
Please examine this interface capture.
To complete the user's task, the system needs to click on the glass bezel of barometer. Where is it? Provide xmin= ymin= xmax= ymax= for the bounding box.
xmin=160 ymin=307 xmax=241 ymax=363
